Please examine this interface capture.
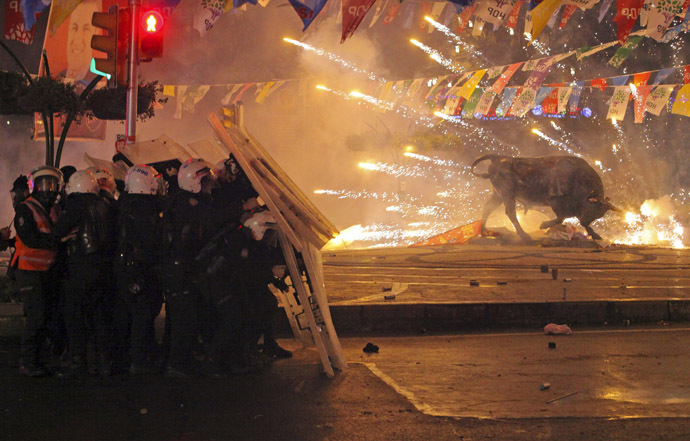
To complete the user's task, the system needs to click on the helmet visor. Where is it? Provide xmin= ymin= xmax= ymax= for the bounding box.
xmin=33 ymin=175 xmax=60 ymax=193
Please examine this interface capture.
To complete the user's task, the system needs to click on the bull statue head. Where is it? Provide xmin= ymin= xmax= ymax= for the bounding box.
xmin=587 ymin=196 xmax=621 ymax=212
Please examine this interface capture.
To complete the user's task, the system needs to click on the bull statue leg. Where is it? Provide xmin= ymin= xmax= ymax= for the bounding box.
xmin=579 ymin=219 xmax=603 ymax=240
xmin=504 ymin=198 xmax=532 ymax=242
xmin=480 ymin=192 xmax=503 ymax=235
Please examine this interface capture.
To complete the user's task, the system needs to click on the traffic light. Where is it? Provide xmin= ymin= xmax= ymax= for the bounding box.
xmin=139 ymin=9 xmax=165 ymax=60
xmin=220 ymin=104 xmax=244 ymax=129
xmin=90 ymin=6 xmax=130 ymax=86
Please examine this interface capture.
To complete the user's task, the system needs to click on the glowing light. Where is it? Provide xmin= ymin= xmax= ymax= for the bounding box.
xmin=423 ymin=16 xmax=484 ymax=59
xmin=409 ymin=39 xmax=463 ymax=73
xmin=531 ymin=128 xmax=582 ymax=157
xmin=283 ymin=37 xmax=385 ymax=83
xmin=315 ymin=85 xmax=330 ymax=91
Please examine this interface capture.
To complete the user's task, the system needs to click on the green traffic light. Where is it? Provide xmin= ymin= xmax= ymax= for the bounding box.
xmin=90 ymin=58 xmax=111 ymax=80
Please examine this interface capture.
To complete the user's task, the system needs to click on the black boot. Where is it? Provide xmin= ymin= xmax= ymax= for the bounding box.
xmin=262 ymin=340 xmax=292 ymax=359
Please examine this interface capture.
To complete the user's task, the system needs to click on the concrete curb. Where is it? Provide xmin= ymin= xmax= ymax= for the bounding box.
xmin=1 ymin=300 xmax=689 ymax=338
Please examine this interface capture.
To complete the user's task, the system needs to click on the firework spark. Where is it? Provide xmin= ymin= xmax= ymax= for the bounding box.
xmin=410 ymin=39 xmax=463 ymax=73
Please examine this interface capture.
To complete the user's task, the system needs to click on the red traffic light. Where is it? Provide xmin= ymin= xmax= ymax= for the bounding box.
xmin=141 ymin=10 xmax=163 ymax=33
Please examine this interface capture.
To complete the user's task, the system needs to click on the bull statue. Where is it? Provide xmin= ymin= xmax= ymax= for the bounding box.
xmin=471 ymin=154 xmax=620 ymax=241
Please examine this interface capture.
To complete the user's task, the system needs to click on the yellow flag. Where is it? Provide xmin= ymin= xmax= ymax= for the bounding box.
xmin=531 ymin=0 xmax=562 ymax=40
xmin=163 ymin=85 xmax=176 ymax=97
xmin=671 ymin=84 xmax=690 ymax=117
xmin=458 ymin=69 xmax=487 ymax=100
xmin=48 ymin=0 xmax=84 ymax=36
xmin=255 ymin=81 xmax=276 ymax=104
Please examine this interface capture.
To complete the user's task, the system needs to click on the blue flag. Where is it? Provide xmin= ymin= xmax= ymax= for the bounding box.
xmin=568 ymin=81 xmax=584 ymax=113
xmin=448 ymin=0 xmax=477 ymax=7
xmin=288 ymin=0 xmax=328 ymax=30
xmin=21 ymin=0 xmax=51 ymax=30
xmin=610 ymin=75 xmax=629 ymax=86
xmin=235 ymin=0 xmax=258 ymax=7
xmin=652 ymin=68 xmax=674 ymax=85
xmin=535 ymin=87 xmax=554 ymax=106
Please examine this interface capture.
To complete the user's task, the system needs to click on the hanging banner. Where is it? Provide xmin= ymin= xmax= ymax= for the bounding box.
xmin=221 ymin=84 xmax=243 ymax=105
xmin=614 ymin=0 xmax=644 ymax=43
xmin=633 ymin=72 xmax=651 ymax=87
xmin=610 ymin=74 xmax=630 ymax=86
xmin=418 ymin=1 xmax=432 ymax=31
xmin=369 ymin=0 xmax=389 ymax=27
xmin=546 ymin=5 xmax=561 ymax=28
xmin=535 ymin=86 xmax=555 ymax=107
xmin=507 ymin=0 xmax=524 ymax=27
xmin=591 ymin=78 xmax=607 ymax=91
xmin=511 ymin=57 xmax=555 ymax=116
xmin=458 ymin=69 xmax=487 ymax=99
xmin=557 ymin=86 xmax=572 ymax=112
xmin=256 ymin=81 xmax=284 ymax=104
xmin=659 ymin=8 xmax=690 ymax=42
xmin=671 ymin=84 xmax=690 ymax=116
xmin=163 ymin=85 xmax=176 ymax=96
xmin=378 ymin=81 xmax=394 ymax=101
xmin=598 ymin=0 xmax=613 ymax=20
xmin=401 ymin=0 xmax=416 ymax=29
xmin=606 ymin=86 xmax=632 ymax=120
xmin=47 ymin=0 xmax=81 ymax=36
xmin=442 ymin=91 xmax=462 ymax=115
xmin=475 ymin=0 xmax=517 ymax=27
xmin=559 ymin=4 xmax=578 ymax=28
xmin=475 ymin=90 xmax=497 ymax=115
xmin=288 ymin=0 xmax=329 ymax=30
xmin=381 ymin=0 xmax=400 ymax=24
xmin=633 ymin=85 xmax=652 ymax=122
xmin=652 ymin=67 xmax=675 ymax=85
xmin=496 ymin=88 xmax=518 ymax=116
xmin=531 ymin=0 xmax=563 ymax=39
xmin=406 ymin=78 xmax=424 ymax=102
xmin=575 ymin=40 xmax=617 ymax=60
xmin=541 ymin=87 xmax=560 ymax=113
xmin=684 ymin=65 xmax=690 ymax=84
xmin=568 ymin=81 xmax=584 ymax=112
xmin=645 ymin=1 xmax=679 ymax=41
xmin=645 ymin=85 xmax=674 ymax=115
xmin=462 ymin=87 xmax=484 ymax=117
xmin=486 ymin=65 xmax=506 ymax=79
xmin=341 ymin=0 xmax=377 ymax=42
xmin=5 ymin=0 xmax=35 ymax=44
xmin=608 ymin=35 xmax=645 ymax=67
xmin=194 ymin=0 xmax=232 ymax=36
xmin=457 ymin=3 xmax=477 ymax=31
xmin=21 ymin=0 xmax=51 ymax=31
xmin=522 ymin=57 xmax=542 ymax=71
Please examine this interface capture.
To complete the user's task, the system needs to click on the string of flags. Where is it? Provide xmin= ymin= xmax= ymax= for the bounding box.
xmin=5 ymin=0 xmax=690 ymax=47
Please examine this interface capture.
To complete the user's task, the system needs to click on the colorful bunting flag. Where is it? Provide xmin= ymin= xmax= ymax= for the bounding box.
xmin=568 ymin=81 xmax=584 ymax=112
xmin=671 ymin=84 xmax=690 ymax=117
xmin=442 ymin=90 xmax=463 ymax=115
xmin=645 ymin=86 xmax=674 ymax=115
xmin=535 ymin=86 xmax=555 ymax=106
xmin=486 ymin=65 xmax=506 ymax=79
xmin=660 ymin=7 xmax=690 ymax=42
xmin=378 ymin=81 xmax=394 ymax=101
xmin=606 ymin=86 xmax=631 ymax=120
xmin=341 ymin=0 xmax=377 ymax=42
xmin=461 ymin=88 xmax=484 ymax=117
xmin=562 ymin=0 xmax=600 ymax=9
xmin=221 ymin=84 xmax=243 ymax=105
xmin=557 ymin=86 xmax=572 ymax=112
xmin=381 ymin=0 xmax=400 ymax=24
xmin=194 ymin=0 xmax=231 ymax=36
xmin=652 ymin=67 xmax=674 ymax=85
xmin=368 ymin=0 xmax=389 ymax=27
xmin=541 ymin=87 xmax=560 ymax=113
xmin=633 ymin=85 xmax=652 ymax=122
xmin=475 ymin=90 xmax=497 ymax=116
xmin=591 ymin=78 xmax=607 ymax=91
xmin=458 ymin=69 xmax=487 ymax=99
xmin=20 ymin=0 xmax=51 ymax=31
xmin=559 ymin=4 xmax=578 ymax=28
xmin=418 ymin=2 xmax=432 ymax=31
xmin=546 ymin=5 xmax=561 ymax=28
xmin=597 ymin=0 xmax=613 ymax=21
xmin=507 ymin=0 xmax=524 ymax=28
xmin=633 ymin=72 xmax=650 ymax=87
xmin=401 ymin=1 xmax=416 ymax=29
xmin=530 ymin=0 xmax=562 ymax=39
xmin=256 ymin=81 xmax=283 ymax=104
xmin=613 ymin=0 xmax=644 ymax=43
xmin=288 ymin=0 xmax=329 ymax=30
xmin=608 ymin=35 xmax=644 ymax=67
xmin=684 ymin=66 xmax=690 ymax=84
xmin=496 ymin=88 xmax=518 ymax=116
xmin=645 ymin=0 xmax=682 ymax=41
xmin=610 ymin=75 xmax=629 ymax=86
xmin=4 ymin=0 xmax=35 ymax=44
xmin=475 ymin=0 xmax=517 ymax=28
xmin=457 ymin=3 xmax=477 ymax=31
xmin=575 ymin=41 xmax=617 ymax=59
xmin=163 ymin=85 xmax=176 ymax=97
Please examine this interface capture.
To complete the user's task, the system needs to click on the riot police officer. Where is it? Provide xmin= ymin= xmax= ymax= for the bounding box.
xmin=13 ymin=166 xmax=64 ymax=376
xmin=53 ymin=170 xmax=117 ymax=378
xmin=112 ymin=165 xmax=164 ymax=374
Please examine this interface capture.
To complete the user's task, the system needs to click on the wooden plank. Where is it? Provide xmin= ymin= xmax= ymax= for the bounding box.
xmin=302 ymin=241 xmax=348 ymax=372
xmin=263 ymin=184 xmax=326 ymax=249
xmin=278 ymin=230 xmax=335 ymax=377
xmin=268 ymin=285 xmax=312 ymax=348
xmin=208 ymin=113 xmax=304 ymax=252
xmin=187 ymin=137 xmax=226 ymax=165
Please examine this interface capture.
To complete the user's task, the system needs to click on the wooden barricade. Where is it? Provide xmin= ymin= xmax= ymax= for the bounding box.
xmin=207 ymin=111 xmax=347 ymax=377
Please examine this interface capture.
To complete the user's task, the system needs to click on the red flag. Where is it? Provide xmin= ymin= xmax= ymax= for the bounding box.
xmin=342 ymin=0 xmax=378 ymax=42
xmin=458 ymin=4 xmax=477 ymax=32
xmin=541 ymin=88 xmax=560 ymax=114
xmin=559 ymin=5 xmax=577 ymax=29
xmin=633 ymin=72 xmax=651 ymax=87
xmin=4 ymin=0 xmax=35 ymax=45
xmin=507 ymin=0 xmax=524 ymax=29
xmin=634 ymin=85 xmax=653 ymax=123
xmin=591 ymin=78 xmax=607 ymax=91
xmin=614 ymin=0 xmax=644 ymax=44
xmin=382 ymin=1 xmax=401 ymax=25
xmin=684 ymin=65 xmax=690 ymax=84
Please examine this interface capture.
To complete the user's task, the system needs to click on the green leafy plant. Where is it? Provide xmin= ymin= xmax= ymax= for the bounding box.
xmin=17 ymin=76 xmax=82 ymax=116
xmin=0 ymin=70 xmax=30 ymax=115
xmin=85 ymin=81 xmax=167 ymax=121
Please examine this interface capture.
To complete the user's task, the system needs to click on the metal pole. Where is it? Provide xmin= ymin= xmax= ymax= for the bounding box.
xmin=126 ymin=0 xmax=140 ymax=145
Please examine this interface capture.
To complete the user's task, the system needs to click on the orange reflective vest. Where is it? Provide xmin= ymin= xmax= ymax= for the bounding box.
xmin=11 ymin=197 xmax=57 ymax=271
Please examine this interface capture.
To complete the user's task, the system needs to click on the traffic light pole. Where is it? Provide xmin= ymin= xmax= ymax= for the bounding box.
xmin=126 ymin=0 xmax=140 ymax=145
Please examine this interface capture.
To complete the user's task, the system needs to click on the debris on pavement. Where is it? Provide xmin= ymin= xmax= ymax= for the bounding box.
xmin=469 ymin=280 xmax=479 ymax=286
xmin=363 ymin=343 xmax=379 ymax=353
xmin=544 ymin=323 xmax=573 ymax=335
xmin=497 ymin=281 xmax=507 ymax=285
xmin=382 ymin=286 xmax=393 ymax=292
xmin=563 ymin=278 xmax=572 ymax=282
xmin=551 ymin=268 xmax=559 ymax=280
xmin=540 ymin=264 xmax=549 ymax=273
xmin=540 ymin=383 xmax=551 ymax=390
xmin=384 ymin=295 xmax=396 ymax=301
xmin=546 ymin=391 xmax=578 ymax=404
xmin=548 ymin=342 xmax=556 ymax=349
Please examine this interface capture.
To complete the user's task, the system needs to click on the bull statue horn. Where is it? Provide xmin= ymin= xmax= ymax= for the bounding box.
xmin=604 ymin=197 xmax=621 ymax=212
